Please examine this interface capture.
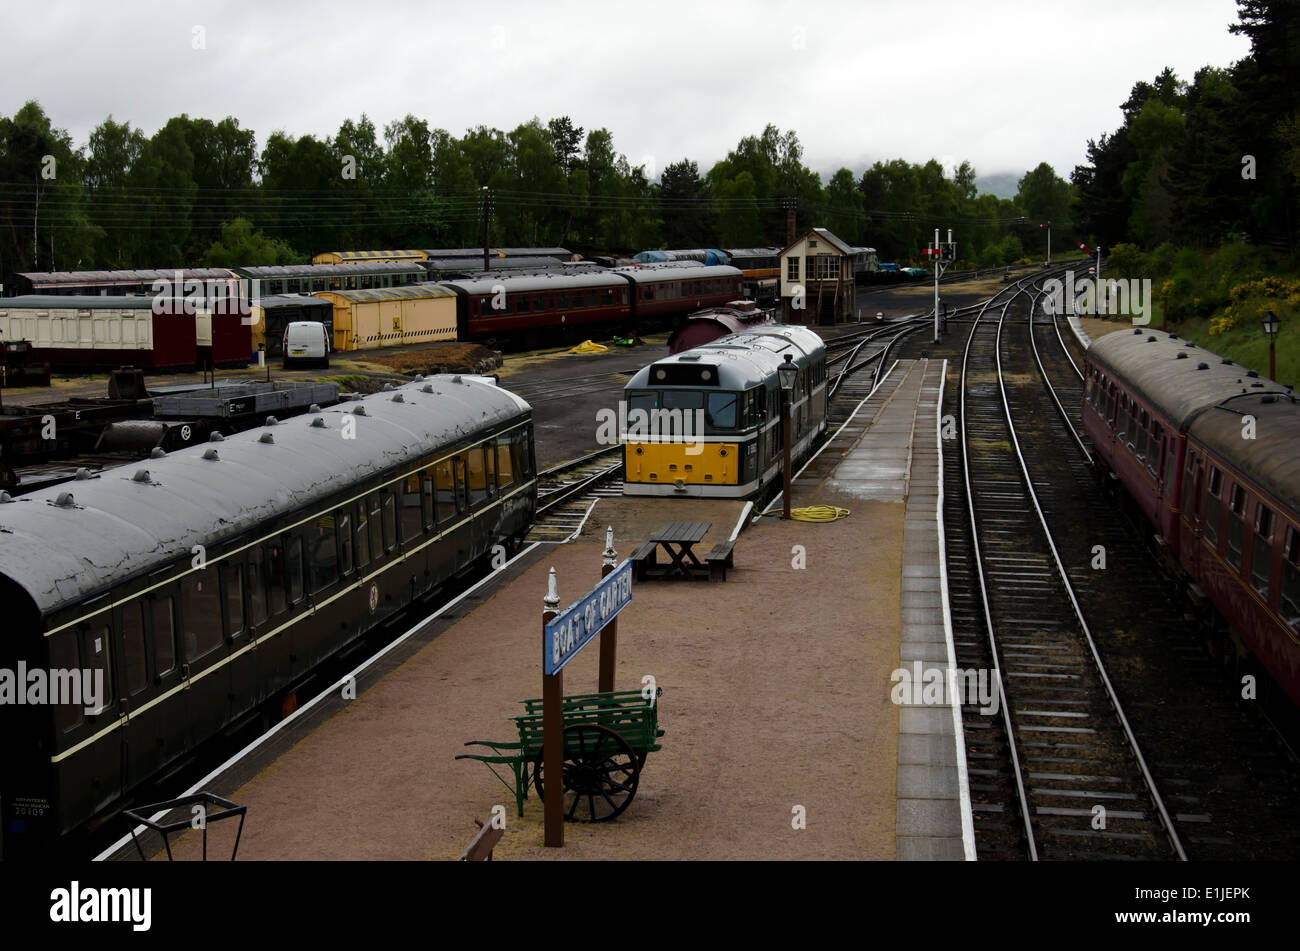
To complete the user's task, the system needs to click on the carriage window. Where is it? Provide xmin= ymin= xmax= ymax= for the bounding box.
xmin=454 ymin=457 xmax=469 ymax=512
xmin=308 ymin=515 xmax=338 ymax=592
xmin=706 ymin=392 xmax=738 ymax=431
xmin=222 ymin=561 xmax=244 ymax=636
xmin=497 ymin=439 xmax=515 ymax=488
xmin=1226 ymin=484 xmax=1247 ymax=570
xmin=484 ymin=443 xmax=497 ymax=497
xmin=1116 ymin=398 xmax=1128 ymax=440
xmin=1283 ymin=527 xmax=1300 ymax=631
xmin=557 ymin=292 xmax=569 ymax=309
xmin=514 ymin=295 xmax=529 ymax=313
xmin=1252 ymin=504 xmax=1275 ymax=597
xmin=247 ymin=548 xmax=268 ymax=625
xmin=587 ymin=290 xmax=599 ymax=307
xmin=421 ymin=469 xmax=436 ymax=529
xmin=533 ymin=294 xmax=546 ymax=312
xmin=399 ymin=475 xmax=423 ymax=542
xmin=367 ymin=493 xmax=384 ymax=558
xmin=1165 ymin=433 xmax=1178 ymax=485
xmin=1204 ymin=467 xmax=1222 ymax=547
xmin=287 ymin=536 xmax=305 ymax=603
xmin=84 ymin=626 xmax=113 ymax=713
xmin=382 ymin=491 xmax=397 ymax=550
xmin=266 ymin=543 xmax=288 ymax=616
xmin=49 ymin=632 xmax=83 ymax=732
xmin=181 ymin=566 xmax=223 ymax=660
xmin=465 ymin=447 xmax=488 ymax=507
xmin=338 ymin=509 xmax=354 ymax=575
xmin=431 ymin=460 xmax=457 ymax=524
xmin=354 ymin=501 xmax=371 ymax=568
xmin=153 ymin=596 xmax=177 ymax=676
xmin=1136 ymin=411 xmax=1148 ymax=461
xmin=122 ymin=602 xmax=148 ymax=696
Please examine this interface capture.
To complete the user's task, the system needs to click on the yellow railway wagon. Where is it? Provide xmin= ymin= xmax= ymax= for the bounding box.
xmin=311 ymin=249 xmax=429 ymax=265
xmin=314 ymin=285 xmax=458 ymax=351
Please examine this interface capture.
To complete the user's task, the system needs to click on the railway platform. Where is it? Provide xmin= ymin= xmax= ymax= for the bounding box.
xmin=112 ymin=358 xmax=970 ymax=861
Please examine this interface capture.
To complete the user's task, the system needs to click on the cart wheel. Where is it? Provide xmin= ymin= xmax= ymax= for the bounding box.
xmin=533 ymin=724 xmax=640 ymax=822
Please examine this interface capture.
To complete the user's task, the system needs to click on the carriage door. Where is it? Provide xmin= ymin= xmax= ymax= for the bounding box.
xmin=1186 ymin=454 xmax=1204 ymax=568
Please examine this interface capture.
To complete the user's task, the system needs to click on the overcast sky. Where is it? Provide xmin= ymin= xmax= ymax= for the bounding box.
xmin=1 ymin=0 xmax=1251 ymax=195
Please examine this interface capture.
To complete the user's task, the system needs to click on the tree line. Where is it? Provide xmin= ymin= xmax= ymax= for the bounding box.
xmin=0 ymin=108 xmax=1075 ymax=275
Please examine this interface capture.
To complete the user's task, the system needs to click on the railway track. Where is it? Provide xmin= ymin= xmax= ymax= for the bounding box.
xmin=526 ymin=445 xmax=625 ymax=542
xmin=946 ymin=269 xmax=1187 ymax=860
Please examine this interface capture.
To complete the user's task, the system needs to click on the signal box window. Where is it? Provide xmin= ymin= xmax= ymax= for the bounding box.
xmin=1252 ymin=504 xmax=1275 ymax=598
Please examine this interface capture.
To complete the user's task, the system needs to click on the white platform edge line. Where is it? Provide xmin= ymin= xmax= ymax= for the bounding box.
xmin=94 ymin=538 xmax=544 ymax=862
xmin=1066 ymin=309 xmax=1092 ymax=350
xmin=759 ymin=359 xmax=902 ymax=517
xmin=935 ymin=358 xmax=978 ymax=860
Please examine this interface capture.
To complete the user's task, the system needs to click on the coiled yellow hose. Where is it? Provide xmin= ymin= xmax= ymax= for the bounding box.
xmin=788 ymin=505 xmax=851 ymax=522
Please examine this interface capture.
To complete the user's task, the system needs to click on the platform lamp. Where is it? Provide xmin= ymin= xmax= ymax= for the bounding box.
xmin=778 ymin=353 xmax=799 ymax=520
xmin=1263 ymin=310 xmax=1281 ymax=380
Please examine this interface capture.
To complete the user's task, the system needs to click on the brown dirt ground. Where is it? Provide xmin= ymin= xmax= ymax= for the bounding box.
xmin=348 ymin=343 xmax=501 ymax=376
xmin=157 ymin=490 xmax=903 ymax=861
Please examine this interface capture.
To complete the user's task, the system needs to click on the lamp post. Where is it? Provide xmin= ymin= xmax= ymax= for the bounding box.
xmin=777 ymin=353 xmax=798 ymax=520
xmin=1263 ymin=310 xmax=1281 ymax=381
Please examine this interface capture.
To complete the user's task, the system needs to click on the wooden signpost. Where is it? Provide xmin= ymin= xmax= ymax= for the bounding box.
xmin=540 ymin=527 xmax=633 ymax=847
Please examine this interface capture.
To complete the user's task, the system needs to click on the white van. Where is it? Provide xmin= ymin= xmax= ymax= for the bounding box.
xmin=283 ymin=321 xmax=331 ymax=368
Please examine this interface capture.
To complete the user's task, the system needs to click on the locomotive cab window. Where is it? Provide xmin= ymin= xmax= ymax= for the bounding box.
xmin=706 ymin=393 xmax=738 ymax=431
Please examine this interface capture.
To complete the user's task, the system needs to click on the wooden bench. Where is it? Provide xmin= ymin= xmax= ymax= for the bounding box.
xmin=459 ymin=818 xmax=504 ymax=861
xmin=706 ymin=539 xmax=735 ymax=582
xmin=629 ymin=540 xmax=658 ymax=580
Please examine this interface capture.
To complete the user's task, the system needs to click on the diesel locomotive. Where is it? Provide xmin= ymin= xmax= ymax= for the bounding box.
xmin=621 ymin=325 xmax=827 ymax=498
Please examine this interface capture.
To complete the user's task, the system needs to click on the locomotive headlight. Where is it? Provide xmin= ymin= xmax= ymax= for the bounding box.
xmin=700 ymin=369 xmax=712 ymax=381
xmin=655 ymin=368 xmax=666 ymax=380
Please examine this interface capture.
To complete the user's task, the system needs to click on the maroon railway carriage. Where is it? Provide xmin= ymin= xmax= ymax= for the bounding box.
xmin=614 ymin=264 xmax=744 ymax=324
xmin=667 ymin=300 xmax=776 ymax=354
xmin=439 ymin=271 xmax=631 ymax=341
xmin=1083 ymin=327 xmax=1300 ymax=707
xmin=0 ymin=296 xmax=198 ymax=370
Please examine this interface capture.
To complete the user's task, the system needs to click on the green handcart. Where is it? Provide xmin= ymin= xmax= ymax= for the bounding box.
xmin=457 ymin=688 xmax=664 ymax=822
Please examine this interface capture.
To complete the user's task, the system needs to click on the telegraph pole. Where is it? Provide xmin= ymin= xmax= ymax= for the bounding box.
xmin=480 ymin=186 xmax=492 ymax=272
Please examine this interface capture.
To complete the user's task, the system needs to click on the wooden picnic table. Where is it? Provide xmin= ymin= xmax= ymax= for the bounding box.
xmin=649 ymin=521 xmax=711 ymax=578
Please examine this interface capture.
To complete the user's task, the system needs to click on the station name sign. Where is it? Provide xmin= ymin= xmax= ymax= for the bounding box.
xmin=544 ymin=560 xmax=632 ymax=675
